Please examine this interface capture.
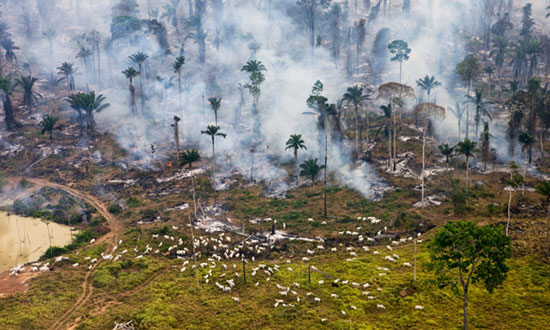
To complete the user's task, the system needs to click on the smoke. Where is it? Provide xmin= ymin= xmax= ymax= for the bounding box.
xmin=1 ymin=0 xmax=529 ymax=198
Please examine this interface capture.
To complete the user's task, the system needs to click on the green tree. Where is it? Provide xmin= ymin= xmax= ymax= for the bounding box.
xmin=57 ymin=62 xmax=77 ymax=93
xmin=428 ymin=221 xmax=511 ymax=330
xmin=535 ymin=181 xmax=550 ymax=257
xmin=40 ymin=115 xmax=60 ymax=144
xmin=449 ymin=102 xmax=465 ymax=140
xmin=479 ymin=122 xmax=492 ymax=171
xmin=388 ymin=39 xmax=411 ymax=83
xmin=14 ymin=76 xmax=42 ymax=112
xmin=456 ymin=55 xmax=482 ymax=138
xmin=0 ymin=76 xmax=18 ymax=130
xmin=1 ymin=39 xmax=19 ymax=63
xmin=519 ymin=131 xmax=535 ymax=164
xmin=416 ymin=75 xmax=441 ymax=102
xmin=241 ymin=60 xmax=267 ymax=139
xmin=456 ymin=138 xmax=478 ymax=194
xmin=201 ymin=125 xmax=227 ymax=158
xmin=299 ymin=158 xmax=325 ymax=184
xmin=342 ymin=85 xmax=370 ymax=157
xmin=122 ymin=67 xmax=140 ymax=116
xmin=180 ymin=149 xmax=201 ymax=216
xmin=67 ymin=91 xmax=110 ymax=134
xmin=465 ymin=89 xmax=492 ymax=140
xmin=208 ymin=97 xmax=222 ymax=125
xmin=173 ymin=56 xmax=185 ymax=110
xmin=285 ymin=134 xmax=307 ymax=183
xmin=438 ymin=143 xmax=455 ymax=169
xmin=129 ymin=52 xmax=149 ymax=109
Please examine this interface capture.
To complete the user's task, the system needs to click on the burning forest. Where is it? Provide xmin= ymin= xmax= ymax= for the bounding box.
xmin=0 ymin=0 xmax=550 ymax=329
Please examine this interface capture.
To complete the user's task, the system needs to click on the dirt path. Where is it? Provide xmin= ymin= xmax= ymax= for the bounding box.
xmin=24 ymin=179 xmax=123 ymax=330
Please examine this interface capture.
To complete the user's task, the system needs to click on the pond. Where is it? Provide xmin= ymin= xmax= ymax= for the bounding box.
xmin=0 ymin=212 xmax=73 ymax=272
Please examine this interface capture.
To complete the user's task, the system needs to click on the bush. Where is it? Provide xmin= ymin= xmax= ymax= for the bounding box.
xmin=108 ymin=203 xmax=122 ymax=214
xmin=127 ymin=196 xmax=140 ymax=207
xmin=40 ymin=246 xmax=69 ymax=260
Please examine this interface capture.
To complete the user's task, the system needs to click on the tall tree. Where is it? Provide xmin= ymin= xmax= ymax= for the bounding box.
xmin=416 ymin=75 xmax=441 ymax=102
xmin=465 ymin=89 xmax=492 ymax=140
xmin=449 ymin=102 xmax=465 ymax=140
xmin=42 ymin=29 xmax=56 ymax=78
xmin=186 ymin=16 xmax=207 ymax=64
xmin=296 ymin=0 xmax=332 ymax=51
xmin=342 ymin=85 xmax=370 ymax=157
xmin=388 ymin=40 xmax=411 ymax=83
xmin=171 ymin=115 xmax=181 ymax=162
xmin=456 ymin=55 xmax=482 ymax=138
xmin=201 ymin=125 xmax=227 ymax=159
xmin=456 ymin=138 xmax=478 ymax=194
xmin=208 ymin=97 xmax=222 ymax=125
xmin=180 ymin=149 xmax=201 ymax=216
xmin=14 ymin=76 xmax=42 ymax=112
xmin=285 ymin=134 xmax=307 ymax=183
xmin=173 ymin=56 xmax=185 ymax=112
xmin=241 ymin=60 xmax=267 ymax=140
xmin=57 ymin=62 xmax=77 ymax=93
xmin=519 ymin=131 xmax=535 ymax=164
xmin=535 ymin=181 xmax=550 ymax=258
xmin=479 ymin=122 xmax=492 ymax=171
xmin=380 ymin=103 xmax=393 ymax=169
xmin=129 ymin=52 xmax=149 ymax=110
xmin=0 ymin=76 xmax=18 ymax=130
xmin=122 ymin=67 xmax=140 ymax=116
xmin=428 ymin=221 xmax=511 ymax=330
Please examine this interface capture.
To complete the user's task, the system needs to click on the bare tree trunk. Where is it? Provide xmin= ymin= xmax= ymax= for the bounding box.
xmin=323 ymin=132 xmax=328 ymax=217
xmin=421 ymin=125 xmax=427 ymax=209
xmin=463 ymin=289 xmax=469 ymax=330
xmin=506 ymin=188 xmax=512 ymax=235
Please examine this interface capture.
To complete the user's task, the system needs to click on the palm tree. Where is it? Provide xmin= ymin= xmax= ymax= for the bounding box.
xmin=456 ymin=138 xmax=478 ymax=194
xmin=299 ymin=158 xmax=325 ymax=184
xmin=343 ymin=85 xmax=370 ymax=157
xmin=519 ymin=131 xmax=535 ymax=164
xmin=57 ymin=62 xmax=77 ymax=93
xmin=173 ymin=56 xmax=185 ymax=109
xmin=40 ymin=115 xmax=60 ymax=144
xmin=285 ymin=134 xmax=307 ymax=183
xmin=1 ymin=39 xmax=19 ymax=63
xmin=416 ymin=75 xmax=441 ymax=102
xmin=535 ymin=181 xmax=550 ymax=258
xmin=14 ymin=76 xmax=41 ymax=112
xmin=76 ymin=47 xmax=92 ymax=85
xmin=479 ymin=122 xmax=492 ymax=171
xmin=180 ymin=149 xmax=201 ymax=169
xmin=180 ymin=149 xmax=201 ymax=216
xmin=186 ymin=16 xmax=207 ymax=64
xmin=129 ymin=52 xmax=149 ymax=108
xmin=438 ymin=143 xmax=455 ymax=169
xmin=42 ymin=29 xmax=56 ymax=78
xmin=465 ymin=89 xmax=492 ymax=140
xmin=67 ymin=91 xmax=110 ymax=134
xmin=456 ymin=55 xmax=482 ymax=138
xmin=201 ymin=125 xmax=227 ymax=158
xmin=208 ymin=97 xmax=222 ymax=125
xmin=380 ymin=103 xmax=393 ymax=169
xmin=162 ymin=0 xmax=181 ymax=35
xmin=122 ymin=67 xmax=140 ymax=116
xmin=0 ymin=76 xmax=18 ymax=130
xmin=241 ymin=60 xmax=267 ymax=139
xmin=505 ymin=161 xmax=522 ymax=236
xmin=448 ymin=102 xmax=465 ymax=140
